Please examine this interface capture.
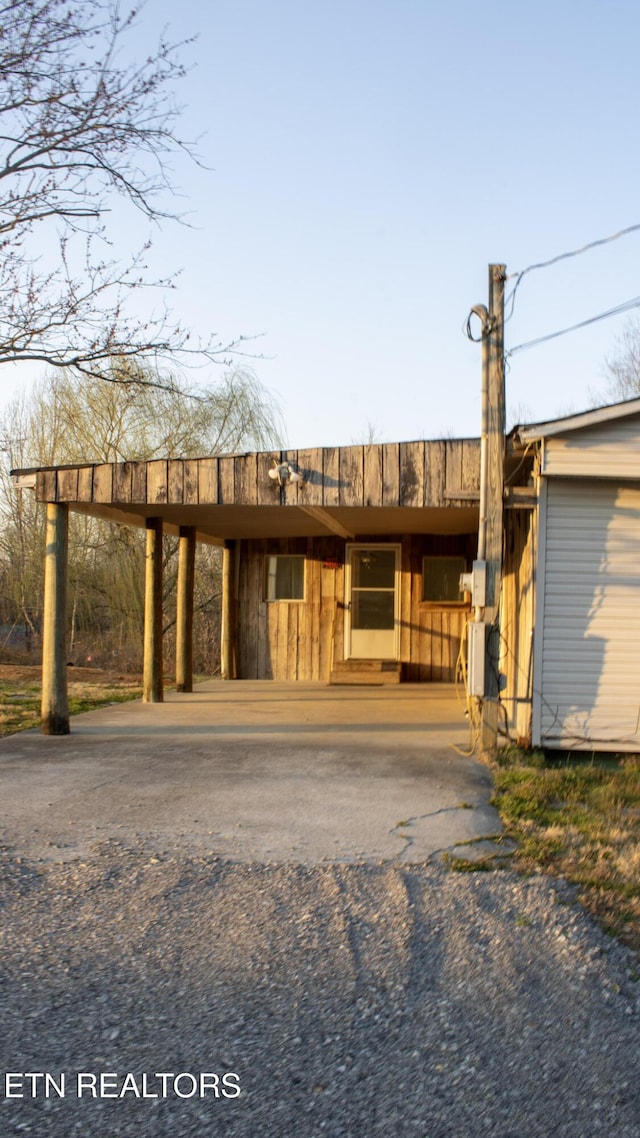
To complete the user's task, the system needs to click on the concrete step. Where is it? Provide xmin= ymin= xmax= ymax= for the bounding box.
xmin=329 ymin=660 xmax=403 ymax=685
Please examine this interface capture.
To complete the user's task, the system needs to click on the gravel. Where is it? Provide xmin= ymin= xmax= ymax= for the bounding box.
xmin=1 ymin=840 xmax=640 ymax=1137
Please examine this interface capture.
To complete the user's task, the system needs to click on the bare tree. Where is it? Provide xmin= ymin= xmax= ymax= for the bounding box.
xmin=0 ymin=0 xmax=239 ymax=386
xmin=603 ymin=315 xmax=640 ymax=401
xmin=350 ymin=421 xmax=383 ymax=445
xmin=1 ymin=368 xmax=283 ymax=668
xmin=9 ymin=365 xmax=284 ymax=464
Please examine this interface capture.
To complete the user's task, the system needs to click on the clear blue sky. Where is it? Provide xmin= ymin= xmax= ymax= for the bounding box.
xmin=4 ymin=0 xmax=640 ymax=447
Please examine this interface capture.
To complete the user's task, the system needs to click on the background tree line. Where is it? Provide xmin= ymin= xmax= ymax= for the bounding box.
xmin=0 ymin=369 xmax=282 ymax=673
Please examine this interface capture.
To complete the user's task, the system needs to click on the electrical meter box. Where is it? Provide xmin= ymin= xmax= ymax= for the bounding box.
xmin=467 ymin=621 xmax=486 ymax=697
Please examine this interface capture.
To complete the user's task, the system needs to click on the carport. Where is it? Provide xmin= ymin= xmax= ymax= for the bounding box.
xmin=13 ymin=438 xmax=481 ymax=734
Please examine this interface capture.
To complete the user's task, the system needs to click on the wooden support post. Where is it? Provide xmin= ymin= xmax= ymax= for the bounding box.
xmin=176 ymin=525 xmax=196 ymax=693
xmin=481 ymin=263 xmax=506 ymax=755
xmin=41 ymin=502 xmax=70 ymax=735
xmin=221 ymin=540 xmax=236 ymax=680
xmin=143 ymin=517 xmax=164 ymax=703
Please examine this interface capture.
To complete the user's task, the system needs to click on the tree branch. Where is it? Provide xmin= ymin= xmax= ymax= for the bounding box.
xmin=0 ymin=0 xmax=228 ymax=388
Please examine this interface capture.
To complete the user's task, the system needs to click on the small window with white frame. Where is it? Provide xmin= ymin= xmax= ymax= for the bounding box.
xmin=264 ymin=555 xmax=305 ymax=601
xmin=422 ymin=555 xmax=467 ymax=604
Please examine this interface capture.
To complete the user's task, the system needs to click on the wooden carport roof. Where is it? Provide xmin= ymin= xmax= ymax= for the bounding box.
xmin=13 ymin=438 xmax=481 ymax=542
xmin=12 ymin=436 xmax=482 ymax=735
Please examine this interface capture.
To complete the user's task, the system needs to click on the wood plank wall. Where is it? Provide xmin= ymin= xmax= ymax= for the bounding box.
xmin=500 ymin=508 xmax=536 ymax=746
xmin=34 ymin=440 xmax=480 ymax=507
xmin=236 ymin=534 xmax=476 ymax=682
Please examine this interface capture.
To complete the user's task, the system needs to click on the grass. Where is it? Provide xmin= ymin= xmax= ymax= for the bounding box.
xmin=491 ymin=745 xmax=640 ymax=952
xmin=0 ymin=671 xmax=142 ymax=736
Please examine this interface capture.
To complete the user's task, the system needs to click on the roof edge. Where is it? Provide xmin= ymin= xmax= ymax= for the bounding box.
xmin=513 ymin=396 xmax=640 ymax=443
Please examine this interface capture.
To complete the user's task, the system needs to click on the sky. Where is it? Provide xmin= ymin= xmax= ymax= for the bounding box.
xmin=3 ymin=0 xmax=640 ymax=447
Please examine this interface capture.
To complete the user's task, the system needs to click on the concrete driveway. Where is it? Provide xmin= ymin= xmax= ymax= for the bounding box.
xmin=0 ymin=680 xmax=505 ymax=864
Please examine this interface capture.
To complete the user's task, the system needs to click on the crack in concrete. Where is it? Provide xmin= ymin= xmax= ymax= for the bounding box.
xmin=387 ymin=804 xmax=482 ymax=862
xmin=390 ymin=803 xmax=476 ymax=832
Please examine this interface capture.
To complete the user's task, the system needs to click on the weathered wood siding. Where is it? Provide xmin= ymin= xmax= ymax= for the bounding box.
xmin=500 ymin=506 xmax=536 ymax=746
xmin=33 ymin=440 xmax=480 ymax=507
xmin=236 ymin=535 xmax=475 ymax=682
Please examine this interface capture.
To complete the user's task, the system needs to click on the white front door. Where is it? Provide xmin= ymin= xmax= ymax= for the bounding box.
xmin=345 ymin=544 xmax=400 ymax=660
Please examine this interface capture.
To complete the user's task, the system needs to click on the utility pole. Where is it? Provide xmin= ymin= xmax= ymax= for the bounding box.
xmin=481 ymin=263 xmax=506 ymax=754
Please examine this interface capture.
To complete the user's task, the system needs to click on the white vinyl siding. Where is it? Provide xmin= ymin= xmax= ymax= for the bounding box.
xmin=535 ymin=479 xmax=640 ymax=749
xmin=542 ymin=415 xmax=640 ymax=478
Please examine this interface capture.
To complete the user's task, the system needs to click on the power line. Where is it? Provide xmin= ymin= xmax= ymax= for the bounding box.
xmin=507 ymin=221 xmax=640 ymax=282
xmin=504 ymin=221 xmax=640 ymax=323
xmin=506 ymin=293 xmax=640 ymax=358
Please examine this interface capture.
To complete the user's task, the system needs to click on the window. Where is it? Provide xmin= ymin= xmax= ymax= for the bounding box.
xmin=264 ymin=555 xmax=305 ymax=601
xmin=422 ymin=555 xmax=466 ymax=603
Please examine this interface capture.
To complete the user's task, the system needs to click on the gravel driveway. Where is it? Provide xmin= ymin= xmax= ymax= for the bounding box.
xmin=2 ymin=838 xmax=639 ymax=1138
xmin=2 ymin=687 xmax=639 ymax=1135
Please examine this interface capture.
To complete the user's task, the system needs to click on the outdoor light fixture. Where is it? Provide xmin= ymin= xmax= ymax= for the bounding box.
xmin=268 ymin=461 xmax=305 ymax=487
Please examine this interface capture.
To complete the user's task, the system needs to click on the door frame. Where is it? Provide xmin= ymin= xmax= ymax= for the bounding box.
xmin=344 ymin=542 xmax=401 ymax=660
